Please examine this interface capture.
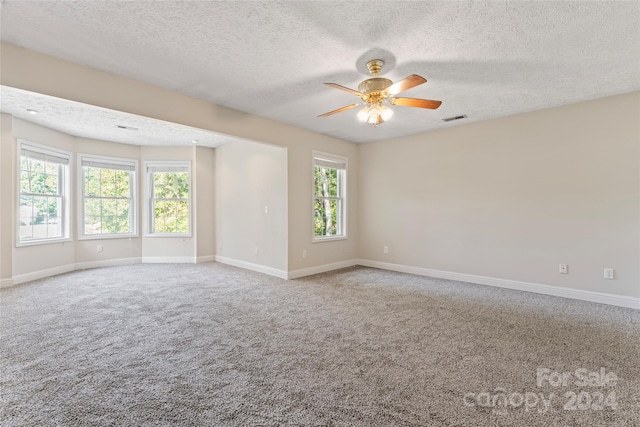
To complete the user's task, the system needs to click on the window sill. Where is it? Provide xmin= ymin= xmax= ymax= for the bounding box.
xmin=312 ymin=235 xmax=347 ymax=243
xmin=78 ymin=234 xmax=138 ymax=241
xmin=145 ymin=233 xmax=192 ymax=238
xmin=16 ymin=237 xmax=72 ymax=248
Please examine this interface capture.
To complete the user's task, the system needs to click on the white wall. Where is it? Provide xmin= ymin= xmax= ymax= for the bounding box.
xmin=215 ymin=141 xmax=288 ymax=273
xmin=359 ymin=92 xmax=640 ymax=298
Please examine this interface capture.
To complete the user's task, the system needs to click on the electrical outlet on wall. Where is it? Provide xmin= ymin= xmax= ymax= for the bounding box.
xmin=96 ymin=245 xmax=103 ymax=253
xmin=383 ymin=246 xmax=389 ymax=254
xmin=604 ymin=268 xmax=614 ymax=280
xmin=559 ymin=264 xmax=568 ymax=274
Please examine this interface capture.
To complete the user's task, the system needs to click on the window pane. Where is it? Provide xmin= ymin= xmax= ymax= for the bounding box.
xmin=315 ymin=198 xmax=341 ymax=237
xmin=176 ymin=173 xmax=189 ymax=198
xmin=18 ymin=145 xmax=69 ymax=244
xmin=85 ymin=216 xmax=101 ymax=235
xmin=175 ymin=200 xmax=189 ymax=233
xmin=20 ymin=171 xmax=31 ymax=193
xmin=44 ymin=197 xmax=62 ymax=237
xmin=82 ymin=163 xmax=135 ymax=236
xmin=154 ymin=200 xmax=166 ymax=233
xmin=154 ymin=173 xmax=166 ymax=198
xmin=31 ymin=159 xmax=45 ymax=173
xmin=314 ymin=166 xmax=338 ymax=198
xmin=45 ymin=163 xmax=58 ymax=174
xmin=19 ymin=196 xmax=36 ymax=226
xmin=115 ymin=171 xmax=130 ymax=197
xmin=100 ymin=199 xmax=119 ymax=233
xmin=84 ymin=167 xmax=101 ymax=196
xmin=100 ymin=169 xmax=117 ymax=197
xmin=43 ymin=173 xmax=59 ymax=194
xmin=149 ymin=168 xmax=190 ymax=234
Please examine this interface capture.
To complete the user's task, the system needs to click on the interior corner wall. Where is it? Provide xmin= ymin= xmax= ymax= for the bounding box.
xmin=1 ymin=43 xmax=361 ymax=275
xmin=358 ymin=92 xmax=640 ymax=298
xmin=0 ymin=114 xmax=15 ymax=282
xmin=195 ymin=145 xmax=216 ymax=261
xmin=215 ymin=140 xmax=288 ymax=273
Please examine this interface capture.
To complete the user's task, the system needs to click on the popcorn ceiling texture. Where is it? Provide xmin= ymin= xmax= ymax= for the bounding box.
xmin=1 ymin=1 xmax=639 ymax=144
xmin=0 ymin=86 xmax=232 ymax=148
xmin=1 ymin=263 xmax=639 ymax=426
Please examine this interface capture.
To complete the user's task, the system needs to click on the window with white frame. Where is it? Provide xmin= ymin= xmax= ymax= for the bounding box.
xmin=146 ymin=162 xmax=191 ymax=236
xmin=79 ymin=155 xmax=137 ymax=238
xmin=18 ymin=141 xmax=71 ymax=245
xmin=313 ymin=151 xmax=347 ymax=241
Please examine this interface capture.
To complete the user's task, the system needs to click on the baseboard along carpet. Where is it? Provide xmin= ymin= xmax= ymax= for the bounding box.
xmin=1 ymin=263 xmax=638 ymax=426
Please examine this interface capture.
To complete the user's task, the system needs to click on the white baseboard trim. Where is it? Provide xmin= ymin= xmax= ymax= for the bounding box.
xmin=10 ymin=264 xmax=76 ymax=287
xmin=215 ymin=256 xmax=288 ymax=279
xmin=75 ymin=257 xmax=141 ymax=270
xmin=287 ymin=259 xmax=358 ymax=280
xmin=0 ymin=278 xmax=14 ymax=288
xmin=196 ymin=255 xmax=215 ymax=263
xmin=356 ymin=259 xmax=640 ymax=310
xmin=141 ymin=256 xmax=196 ymax=264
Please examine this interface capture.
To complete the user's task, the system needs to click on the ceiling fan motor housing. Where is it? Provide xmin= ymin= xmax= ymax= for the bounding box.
xmin=358 ymin=78 xmax=393 ymax=104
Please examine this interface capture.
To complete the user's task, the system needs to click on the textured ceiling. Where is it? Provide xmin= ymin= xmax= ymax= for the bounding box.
xmin=1 ymin=1 xmax=639 ymax=145
xmin=0 ymin=86 xmax=233 ymax=147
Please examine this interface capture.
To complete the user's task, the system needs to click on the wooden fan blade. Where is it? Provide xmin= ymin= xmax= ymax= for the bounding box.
xmin=386 ymin=74 xmax=427 ymax=95
xmin=318 ymin=103 xmax=359 ymax=118
xmin=391 ymin=97 xmax=442 ymax=109
xmin=324 ymin=83 xmax=363 ymax=97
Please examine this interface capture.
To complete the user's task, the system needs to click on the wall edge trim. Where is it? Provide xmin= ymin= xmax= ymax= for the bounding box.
xmin=141 ymin=256 xmax=196 ymax=264
xmin=287 ymin=259 xmax=359 ymax=280
xmin=10 ymin=264 xmax=76 ymax=287
xmin=75 ymin=257 xmax=141 ymax=270
xmin=356 ymin=259 xmax=640 ymax=310
xmin=215 ymin=255 xmax=287 ymax=279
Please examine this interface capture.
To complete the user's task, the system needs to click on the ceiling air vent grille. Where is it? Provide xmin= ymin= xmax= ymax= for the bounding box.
xmin=117 ymin=125 xmax=139 ymax=131
xmin=442 ymin=114 xmax=467 ymax=122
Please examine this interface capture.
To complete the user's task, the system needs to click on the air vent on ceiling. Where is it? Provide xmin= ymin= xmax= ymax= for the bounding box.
xmin=442 ymin=114 xmax=467 ymax=122
xmin=117 ymin=125 xmax=138 ymax=131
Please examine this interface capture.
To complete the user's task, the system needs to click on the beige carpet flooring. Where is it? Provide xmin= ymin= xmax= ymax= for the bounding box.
xmin=1 ymin=263 xmax=638 ymax=426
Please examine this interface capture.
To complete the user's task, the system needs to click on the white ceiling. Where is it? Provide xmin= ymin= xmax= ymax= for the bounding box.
xmin=1 ymin=1 xmax=639 ymax=145
xmin=0 ymin=86 xmax=233 ymax=147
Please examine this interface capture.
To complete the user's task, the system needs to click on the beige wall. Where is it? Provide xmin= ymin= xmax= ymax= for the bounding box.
xmin=0 ymin=117 xmax=218 ymax=280
xmin=74 ymin=137 xmax=142 ymax=265
xmin=1 ymin=43 xmax=637 ymax=304
xmin=0 ymin=114 xmax=14 ymax=281
xmin=10 ymin=118 xmax=76 ymax=276
xmin=0 ymin=42 xmax=359 ymax=273
xmin=140 ymin=146 xmax=196 ymax=260
xmin=195 ymin=146 xmax=216 ymax=261
xmin=359 ymin=92 xmax=640 ymax=298
xmin=286 ymin=139 xmax=359 ymax=272
xmin=215 ymin=141 xmax=288 ymax=271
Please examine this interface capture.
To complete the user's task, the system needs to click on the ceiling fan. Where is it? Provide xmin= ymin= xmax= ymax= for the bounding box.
xmin=318 ymin=59 xmax=442 ymax=126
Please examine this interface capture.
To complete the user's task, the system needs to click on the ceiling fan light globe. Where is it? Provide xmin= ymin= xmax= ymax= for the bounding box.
xmin=357 ymin=106 xmax=370 ymax=122
xmin=380 ymin=105 xmax=393 ymax=121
